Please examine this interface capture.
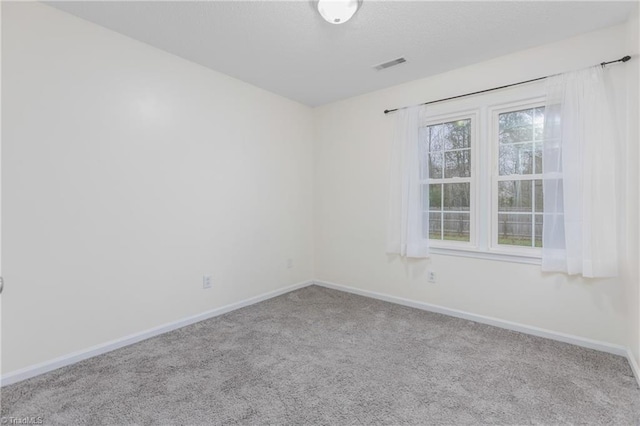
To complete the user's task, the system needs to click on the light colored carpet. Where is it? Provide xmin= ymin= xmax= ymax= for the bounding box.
xmin=2 ymin=285 xmax=639 ymax=425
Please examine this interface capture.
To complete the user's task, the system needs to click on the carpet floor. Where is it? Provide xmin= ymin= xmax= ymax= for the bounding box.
xmin=2 ymin=285 xmax=639 ymax=425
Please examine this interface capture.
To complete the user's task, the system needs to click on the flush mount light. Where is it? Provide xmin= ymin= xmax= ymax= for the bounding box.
xmin=317 ymin=0 xmax=362 ymax=25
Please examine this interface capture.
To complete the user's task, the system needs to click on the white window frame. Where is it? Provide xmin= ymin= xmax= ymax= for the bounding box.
xmin=488 ymin=98 xmax=545 ymax=258
xmin=422 ymin=110 xmax=479 ymax=250
xmin=416 ymin=82 xmax=547 ymax=264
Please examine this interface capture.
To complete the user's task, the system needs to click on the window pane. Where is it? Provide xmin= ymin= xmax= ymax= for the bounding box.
xmin=443 ymin=213 xmax=470 ymax=242
xmin=429 ymin=153 xmax=443 ymax=179
xmin=444 ymin=149 xmax=471 ymax=178
xmin=498 ymin=180 xmax=533 ymax=212
xmin=429 ymin=212 xmax=442 ymax=240
xmin=534 ymin=142 xmax=543 ymax=174
xmin=534 ymin=179 xmax=543 ymax=212
xmin=428 ymin=124 xmax=443 ymax=152
xmin=499 ymin=109 xmax=533 ymax=144
xmin=499 ymin=143 xmax=534 ymax=175
xmin=534 ymin=107 xmax=545 ymax=141
xmin=426 ymin=117 xmax=472 ymax=245
xmin=443 ymin=183 xmax=470 ymax=211
xmin=535 ymin=214 xmax=543 ymax=247
xmin=495 ymin=106 xmax=544 ymax=250
xmin=443 ymin=119 xmax=471 ymax=150
xmin=429 ymin=184 xmax=442 ymax=211
xmin=498 ymin=214 xmax=532 ymax=247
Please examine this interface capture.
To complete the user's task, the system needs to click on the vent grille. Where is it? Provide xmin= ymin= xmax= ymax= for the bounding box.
xmin=374 ymin=57 xmax=406 ymax=71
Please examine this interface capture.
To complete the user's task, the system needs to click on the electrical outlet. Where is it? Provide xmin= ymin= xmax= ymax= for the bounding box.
xmin=428 ymin=271 xmax=436 ymax=283
xmin=287 ymin=258 xmax=293 ymax=269
xmin=203 ymin=275 xmax=212 ymax=289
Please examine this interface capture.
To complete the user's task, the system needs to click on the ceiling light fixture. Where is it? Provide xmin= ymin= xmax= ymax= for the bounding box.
xmin=317 ymin=0 xmax=361 ymax=25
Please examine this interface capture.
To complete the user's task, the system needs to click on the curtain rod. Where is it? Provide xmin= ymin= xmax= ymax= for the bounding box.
xmin=383 ymin=55 xmax=632 ymax=115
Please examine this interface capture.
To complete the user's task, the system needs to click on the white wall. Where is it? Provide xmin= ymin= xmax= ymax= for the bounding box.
xmin=1 ymin=3 xmax=314 ymax=374
xmin=314 ymin=22 xmax=638 ymax=352
xmin=627 ymin=6 xmax=640 ymax=366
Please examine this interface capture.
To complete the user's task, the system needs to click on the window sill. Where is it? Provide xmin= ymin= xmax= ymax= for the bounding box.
xmin=429 ymin=246 xmax=541 ymax=265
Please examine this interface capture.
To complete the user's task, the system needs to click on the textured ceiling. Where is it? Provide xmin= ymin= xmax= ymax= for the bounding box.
xmin=48 ymin=1 xmax=636 ymax=107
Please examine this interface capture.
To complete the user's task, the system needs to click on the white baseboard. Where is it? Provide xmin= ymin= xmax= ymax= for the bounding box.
xmin=313 ymin=280 xmax=629 ymax=357
xmin=627 ymin=348 xmax=640 ymax=386
xmin=1 ymin=280 xmax=313 ymax=387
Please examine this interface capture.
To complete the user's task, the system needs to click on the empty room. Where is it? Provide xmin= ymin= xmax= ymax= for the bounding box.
xmin=1 ymin=0 xmax=639 ymax=424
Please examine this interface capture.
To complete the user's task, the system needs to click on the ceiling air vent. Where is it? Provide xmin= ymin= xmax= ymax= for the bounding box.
xmin=374 ymin=57 xmax=407 ymax=71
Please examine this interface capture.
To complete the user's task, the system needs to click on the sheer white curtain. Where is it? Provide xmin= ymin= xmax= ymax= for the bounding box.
xmin=387 ymin=105 xmax=429 ymax=258
xmin=542 ymin=66 xmax=618 ymax=277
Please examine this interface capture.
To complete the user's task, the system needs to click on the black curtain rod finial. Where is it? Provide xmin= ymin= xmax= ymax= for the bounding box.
xmin=602 ymin=55 xmax=631 ymax=67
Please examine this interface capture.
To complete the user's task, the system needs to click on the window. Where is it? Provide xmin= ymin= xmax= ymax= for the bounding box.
xmin=425 ymin=118 xmax=473 ymax=243
xmin=494 ymin=106 xmax=544 ymax=248
xmin=419 ymin=88 xmax=546 ymax=263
